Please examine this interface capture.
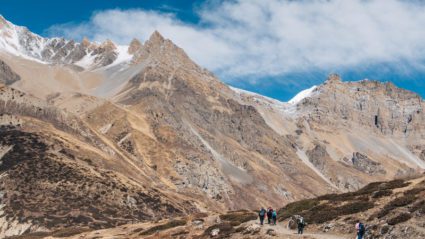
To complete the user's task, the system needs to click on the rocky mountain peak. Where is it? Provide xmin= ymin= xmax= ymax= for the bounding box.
xmin=101 ymin=39 xmax=116 ymax=49
xmin=324 ymin=73 xmax=342 ymax=84
xmin=130 ymin=31 xmax=195 ymax=70
xmin=81 ymin=37 xmax=91 ymax=47
xmin=128 ymin=38 xmax=142 ymax=54
xmin=147 ymin=30 xmax=165 ymax=45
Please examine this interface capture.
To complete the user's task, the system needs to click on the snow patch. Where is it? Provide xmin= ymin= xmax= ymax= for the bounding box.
xmin=74 ymin=51 xmax=96 ymax=68
xmin=288 ymin=85 xmax=317 ymax=104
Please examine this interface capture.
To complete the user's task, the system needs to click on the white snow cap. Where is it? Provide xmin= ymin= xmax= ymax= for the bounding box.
xmin=288 ymin=85 xmax=317 ymax=104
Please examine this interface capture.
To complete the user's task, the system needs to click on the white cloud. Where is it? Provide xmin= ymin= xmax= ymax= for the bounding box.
xmin=47 ymin=0 xmax=425 ymax=81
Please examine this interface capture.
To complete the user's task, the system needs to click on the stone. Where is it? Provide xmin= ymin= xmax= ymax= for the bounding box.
xmin=210 ymin=228 xmax=220 ymax=237
xmin=266 ymin=228 xmax=277 ymax=236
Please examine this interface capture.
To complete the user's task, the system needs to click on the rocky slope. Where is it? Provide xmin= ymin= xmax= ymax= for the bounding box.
xmin=0 ymin=15 xmax=424 ymax=238
xmin=16 ymin=175 xmax=423 ymax=239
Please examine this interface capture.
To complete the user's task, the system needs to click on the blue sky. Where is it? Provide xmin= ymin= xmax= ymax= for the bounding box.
xmin=1 ymin=0 xmax=425 ymax=101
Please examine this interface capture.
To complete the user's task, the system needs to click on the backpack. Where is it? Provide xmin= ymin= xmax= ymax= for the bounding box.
xmin=259 ymin=209 xmax=265 ymax=216
xmin=299 ymin=218 xmax=304 ymax=225
xmin=272 ymin=211 xmax=277 ymax=217
xmin=359 ymin=223 xmax=365 ymax=234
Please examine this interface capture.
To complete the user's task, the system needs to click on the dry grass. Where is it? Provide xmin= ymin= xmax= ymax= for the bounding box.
xmin=6 ymin=228 xmax=92 ymax=239
xmin=139 ymin=219 xmax=186 ymax=236
xmin=219 ymin=210 xmax=257 ymax=226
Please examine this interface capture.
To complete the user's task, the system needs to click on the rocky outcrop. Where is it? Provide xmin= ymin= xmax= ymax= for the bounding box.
xmin=128 ymin=38 xmax=142 ymax=54
xmin=306 ymin=144 xmax=328 ymax=171
xmin=351 ymin=152 xmax=386 ymax=175
xmin=421 ymin=150 xmax=425 ymax=161
xmin=0 ymin=60 xmax=20 ymax=85
xmin=295 ymin=74 xmax=425 ymax=137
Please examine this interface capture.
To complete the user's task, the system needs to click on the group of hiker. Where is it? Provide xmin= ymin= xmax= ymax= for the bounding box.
xmin=258 ymin=207 xmax=277 ymax=225
xmin=258 ymin=208 xmax=366 ymax=239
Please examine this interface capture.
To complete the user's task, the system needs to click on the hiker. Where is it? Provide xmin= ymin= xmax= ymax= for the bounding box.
xmin=355 ymin=221 xmax=365 ymax=239
xmin=272 ymin=210 xmax=277 ymax=225
xmin=259 ymin=207 xmax=266 ymax=225
xmin=267 ymin=207 xmax=273 ymax=224
xmin=297 ymin=216 xmax=305 ymax=234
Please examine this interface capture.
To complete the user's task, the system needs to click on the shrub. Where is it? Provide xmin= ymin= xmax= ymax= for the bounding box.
xmin=338 ymin=201 xmax=375 ymax=215
xmin=388 ymin=194 xmax=417 ymax=207
xmin=50 ymin=228 xmax=92 ymax=238
xmin=5 ymin=232 xmax=50 ymax=239
xmin=403 ymin=187 xmax=424 ymax=197
xmin=278 ymin=199 xmax=320 ymax=220
xmin=302 ymin=201 xmax=374 ymax=224
xmin=219 ymin=211 xmax=257 ymax=226
xmin=203 ymin=222 xmax=235 ymax=238
xmin=357 ymin=180 xmax=410 ymax=195
xmin=409 ymin=200 xmax=425 ymax=213
xmin=140 ymin=219 xmax=186 ymax=236
xmin=387 ymin=213 xmax=412 ymax=225
xmin=371 ymin=190 xmax=392 ymax=198
xmin=5 ymin=228 xmax=92 ymax=239
xmin=377 ymin=194 xmax=417 ymax=218
xmin=303 ymin=204 xmax=338 ymax=224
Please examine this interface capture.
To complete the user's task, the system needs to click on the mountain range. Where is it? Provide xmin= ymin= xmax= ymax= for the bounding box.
xmin=0 ymin=15 xmax=424 ymax=238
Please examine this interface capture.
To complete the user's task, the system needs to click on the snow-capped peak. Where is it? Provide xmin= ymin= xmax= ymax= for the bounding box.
xmin=0 ymin=15 xmax=133 ymax=69
xmin=288 ymin=85 xmax=317 ymax=104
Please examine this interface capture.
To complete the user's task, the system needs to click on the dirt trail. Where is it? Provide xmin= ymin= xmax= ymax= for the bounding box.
xmin=252 ymin=221 xmax=351 ymax=239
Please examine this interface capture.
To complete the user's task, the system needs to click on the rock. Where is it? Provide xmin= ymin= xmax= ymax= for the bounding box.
xmin=325 ymin=73 xmax=342 ymax=84
xmin=351 ymin=152 xmax=386 ymax=175
xmin=243 ymin=224 xmax=261 ymax=235
xmin=192 ymin=219 xmax=204 ymax=229
xmin=306 ymin=144 xmax=328 ymax=171
xmin=323 ymin=223 xmax=334 ymax=232
xmin=380 ymin=225 xmax=390 ymax=235
xmin=0 ymin=60 xmax=20 ymax=85
xmin=420 ymin=150 xmax=425 ymax=161
xmin=210 ymin=228 xmax=220 ymax=237
xmin=287 ymin=218 xmax=297 ymax=230
xmin=266 ymin=228 xmax=277 ymax=236
xmin=128 ymin=38 xmax=142 ymax=54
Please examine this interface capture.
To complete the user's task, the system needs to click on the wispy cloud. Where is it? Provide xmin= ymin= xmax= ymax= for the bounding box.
xmin=47 ymin=0 xmax=425 ymax=83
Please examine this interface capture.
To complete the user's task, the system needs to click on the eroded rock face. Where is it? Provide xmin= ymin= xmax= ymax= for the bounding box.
xmin=306 ymin=144 xmax=328 ymax=171
xmin=296 ymin=75 xmax=425 ymax=137
xmin=420 ymin=150 xmax=425 ymax=161
xmin=0 ymin=60 xmax=20 ymax=85
xmin=351 ymin=152 xmax=386 ymax=175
